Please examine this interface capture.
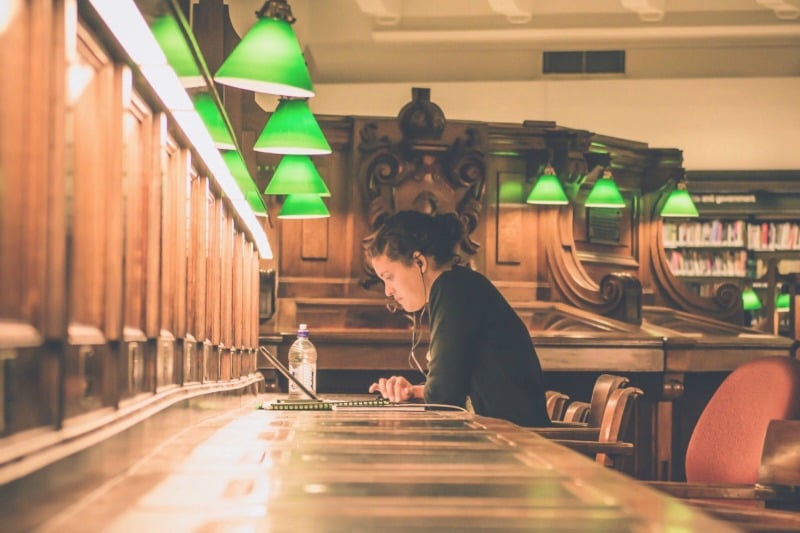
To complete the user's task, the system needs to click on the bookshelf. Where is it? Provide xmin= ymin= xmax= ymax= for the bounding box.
xmin=662 ymin=188 xmax=800 ymax=335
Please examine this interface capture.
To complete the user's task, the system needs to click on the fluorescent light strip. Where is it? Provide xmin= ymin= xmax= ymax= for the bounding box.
xmin=87 ymin=0 xmax=271 ymax=258
xmin=139 ymin=64 xmax=194 ymax=110
xmin=86 ymin=0 xmax=166 ymax=65
xmin=233 ymin=200 xmax=273 ymax=259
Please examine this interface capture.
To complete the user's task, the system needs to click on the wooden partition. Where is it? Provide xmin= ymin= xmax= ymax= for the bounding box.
xmin=0 ymin=0 xmax=263 ymax=484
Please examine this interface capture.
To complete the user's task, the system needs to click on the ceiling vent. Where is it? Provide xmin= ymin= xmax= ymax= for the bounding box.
xmin=543 ymin=51 xmax=626 ymax=75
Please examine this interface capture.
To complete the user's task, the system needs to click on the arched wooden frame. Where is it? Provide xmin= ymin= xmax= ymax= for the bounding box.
xmin=541 ymin=200 xmax=643 ymax=324
xmin=646 ymin=184 xmax=743 ymax=324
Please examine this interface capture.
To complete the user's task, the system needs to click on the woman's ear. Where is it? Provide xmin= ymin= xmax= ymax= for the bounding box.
xmin=413 ymin=253 xmax=426 ymax=273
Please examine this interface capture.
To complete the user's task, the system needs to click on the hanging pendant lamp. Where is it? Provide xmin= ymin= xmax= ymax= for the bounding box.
xmin=585 ymin=169 xmax=626 ymax=208
xmin=193 ymin=92 xmax=236 ymax=150
xmin=214 ymin=0 xmax=314 ymax=97
xmin=526 ymin=165 xmax=569 ymax=205
xmin=661 ymin=181 xmax=699 ymax=217
xmin=254 ymin=98 xmax=331 ymax=155
xmin=264 ymin=155 xmax=330 ymax=196
xmin=742 ymin=287 xmax=762 ymax=311
xmin=150 ymin=14 xmax=204 ymax=87
xmin=278 ymin=194 xmax=330 ymax=219
xmin=221 ymin=150 xmax=266 ymax=214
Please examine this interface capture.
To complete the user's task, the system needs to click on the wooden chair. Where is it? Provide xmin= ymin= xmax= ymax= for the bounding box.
xmin=562 ymin=401 xmax=590 ymax=423
xmin=545 ymin=390 xmax=570 ymax=422
xmin=539 ymin=374 xmax=631 ymax=440
xmin=647 ymin=356 xmax=800 ymax=518
xmin=547 ymin=386 xmax=644 ymax=469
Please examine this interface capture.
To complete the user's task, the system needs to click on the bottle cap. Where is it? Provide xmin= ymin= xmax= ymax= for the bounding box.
xmin=298 ymin=323 xmax=308 ymax=331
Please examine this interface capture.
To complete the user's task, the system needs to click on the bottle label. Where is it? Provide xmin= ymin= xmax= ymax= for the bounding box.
xmin=288 ymin=363 xmax=316 ymax=396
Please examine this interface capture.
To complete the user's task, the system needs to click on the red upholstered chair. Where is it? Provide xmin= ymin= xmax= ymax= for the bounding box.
xmin=650 ymin=356 xmax=800 ymax=511
xmin=684 ymin=355 xmax=800 ymax=486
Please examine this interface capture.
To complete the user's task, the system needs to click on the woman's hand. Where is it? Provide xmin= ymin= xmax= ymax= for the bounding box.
xmin=368 ymin=376 xmax=419 ymax=402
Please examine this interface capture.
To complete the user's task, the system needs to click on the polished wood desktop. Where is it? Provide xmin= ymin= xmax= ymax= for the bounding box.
xmin=48 ymin=395 xmax=738 ymax=532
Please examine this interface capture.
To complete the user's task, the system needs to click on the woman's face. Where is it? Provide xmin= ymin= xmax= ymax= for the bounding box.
xmin=372 ymin=254 xmax=426 ymax=312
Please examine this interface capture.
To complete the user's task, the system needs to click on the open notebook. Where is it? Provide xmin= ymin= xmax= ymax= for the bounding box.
xmin=258 ymin=346 xmax=425 ymax=411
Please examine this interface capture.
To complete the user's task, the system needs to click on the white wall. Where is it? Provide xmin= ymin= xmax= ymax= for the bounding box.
xmin=255 ymin=77 xmax=800 ymax=171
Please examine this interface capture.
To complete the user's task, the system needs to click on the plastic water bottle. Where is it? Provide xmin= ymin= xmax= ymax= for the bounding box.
xmin=287 ymin=323 xmax=317 ymax=398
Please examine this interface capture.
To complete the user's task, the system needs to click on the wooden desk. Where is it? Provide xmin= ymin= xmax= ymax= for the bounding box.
xmin=101 ymin=397 xmax=738 ymax=531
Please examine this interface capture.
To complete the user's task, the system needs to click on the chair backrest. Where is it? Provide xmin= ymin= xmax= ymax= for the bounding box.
xmin=563 ymin=401 xmax=591 ymax=423
xmin=596 ymin=386 xmax=643 ymax=467
xmin=685 ymin=356 xmax=800 ymax=485
xmin=588 ymin=374 xmax=630 ymax=427
xmin=545 ymin=390 xmax=570 ymax=421
xmin=757 ymin=418 xmax=800 ymax=487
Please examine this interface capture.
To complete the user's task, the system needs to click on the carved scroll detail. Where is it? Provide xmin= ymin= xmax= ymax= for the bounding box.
xmin=542 ymin=207 xmax=643 ymax=324
xmin=648 ymin=188 xmax=743 ymax=324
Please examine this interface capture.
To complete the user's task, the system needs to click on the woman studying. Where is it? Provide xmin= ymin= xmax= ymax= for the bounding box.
xmin=365 ymin=210 xmax=550 ymax=427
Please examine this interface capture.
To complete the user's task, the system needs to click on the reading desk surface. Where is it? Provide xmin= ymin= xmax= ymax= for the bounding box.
xmin=2 ymin=393 xmax=740 ymax=532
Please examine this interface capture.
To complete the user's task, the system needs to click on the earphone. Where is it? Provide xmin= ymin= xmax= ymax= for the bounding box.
xmin=413 ymin=253 xmax=423 ymax=271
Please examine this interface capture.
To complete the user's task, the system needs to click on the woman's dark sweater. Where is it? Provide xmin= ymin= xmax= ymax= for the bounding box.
xmin=423 ymin=265 xmax=550 ymax=427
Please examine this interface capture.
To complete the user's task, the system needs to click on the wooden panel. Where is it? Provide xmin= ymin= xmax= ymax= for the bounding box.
xmin=172 ymin=150 xmax=189 ymax=339
xmin=122 ymin=93 xmax=151 ymax=334
xmin=221 ymin=209 xmax=234 ymax=347
xmin=495 ymin=171 xmax=524 ymax=265
xmin=144 ymin=114 xmax=165 ymax=338
xmin=103 ymin=64 xmax=126 ymax=341
xmin=207 ymin=197 xmax=222 ymax=345
xmin=159 ymin=138 xmax=179 ymax=335
xmin=301 ymin=218 xmax=329 ymax=260
xmin=69 ymin=26 xmax=112 ymax=330
xmin=43 ymin=0 xmax=68 ymax=340
xmin=187 ymin=176 xmax=208 ymax=340
xmin=233 ymin=232 xmax=244 ymax=349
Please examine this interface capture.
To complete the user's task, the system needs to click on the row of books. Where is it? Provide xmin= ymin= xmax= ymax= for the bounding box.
xmin=748 ymin=222 xmax=800 ymax=251
xmin=666 ymin=250 xmax=749 ymax=278
xmin=664 ymin=220 xmax=800 ymax=250
xmin=663 ymin=220 xmax=745 ymax=248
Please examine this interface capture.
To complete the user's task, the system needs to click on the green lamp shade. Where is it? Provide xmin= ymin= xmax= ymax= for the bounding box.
xmin=264 ymin=155 xmax=330 ymax=196
xmin=254 ymin=98 xmax=331 ymax=155
xmin=661 ymin=187 xmax=699 ymax=217
xmin=245 ymin=190 xmax=267 ymax=215
xmin=526 ymin=173 xmax=568 ymax=205
xmin=742 ymin=288 xmax=762 ymax=311
xmin=585 ymin=176 xmax=626 ymax=208
xmin=220 ymin=150 xmax=266 ymax=213
xmin=150 ymin=14 xmax=203 ymax=87
xmin=194 ymin=92 xmax=235 ymax=150
xmin=214 ymin=17 xmax=314 ymax=98
xmin=278 ymin=194 xmax=330 ymax=219
xmin=776 ymin=293 xmax=791 ymax=311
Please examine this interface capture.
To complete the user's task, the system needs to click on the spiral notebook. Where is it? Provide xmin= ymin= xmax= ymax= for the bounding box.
xmin=258 ymin=346 xmax=424 ymax=411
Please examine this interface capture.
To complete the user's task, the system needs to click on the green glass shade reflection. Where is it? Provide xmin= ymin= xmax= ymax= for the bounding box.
xmin=254 ymin=98 xmax=331 ymax=155
xmin=214 ymin=17 xmax=314 ymax=97
xmin=245 ymin=190 xmax=267 ymax=215
xmin=526 ymin=172 xmax=568 ymax=205
xmin=150 ymin=14 xmax=203 ymax=87
xmin=661 ymin=187 xmax=699 ymax=217
xmin=194 ymin=92 xmax=235 ymax=150
xmin=220 ymin=150 xmax=266 ymax=213
xmin=498 ymin=181 xmax=524 ymax=203
xmin=278 ymin=194 xmax=330 ymax=219
xmin=742 ymin=287 xmax=762 ymax=311
xmin=264 ymin=155 xmax=330 ymax=196
xmin=585 ymin=176 xmax=625 ymax=208
xmin=776 ymin=293 xmax=791 ymax=311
